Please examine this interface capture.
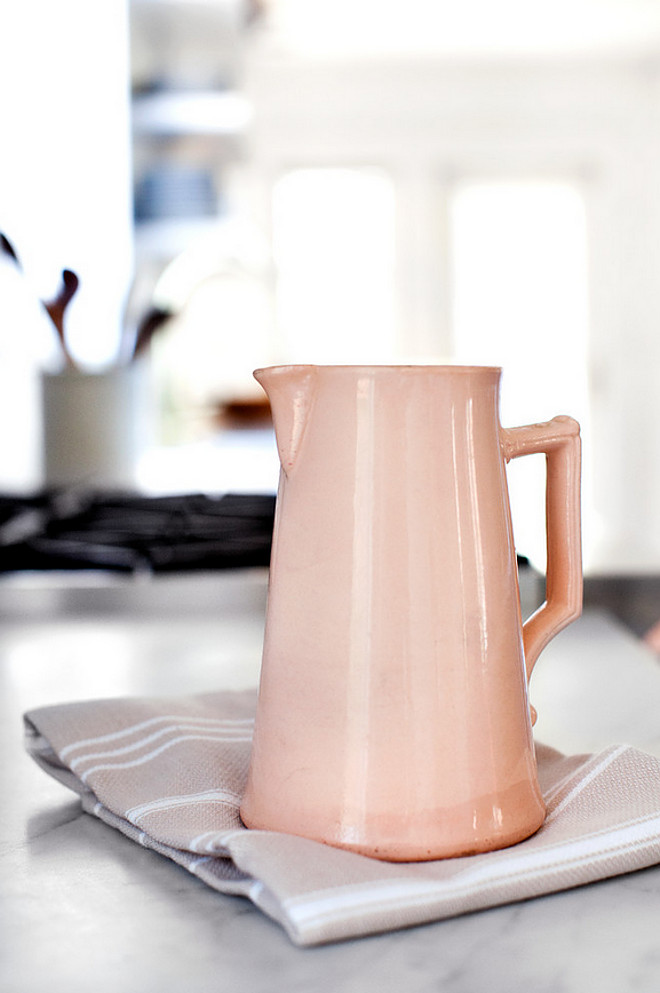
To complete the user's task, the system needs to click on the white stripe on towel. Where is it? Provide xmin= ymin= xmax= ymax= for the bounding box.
xmin=126 ymin=788 xmax=242 ymax=824
xmin=70 ymin=722 xmax=252 ymax=771
xmin=545 ymin=745 xmax=628 ymax=823
xmin=80 ymin=732 xmax=251 ymax=783
xmin=60 ymin=714 xmax=253 ymax=759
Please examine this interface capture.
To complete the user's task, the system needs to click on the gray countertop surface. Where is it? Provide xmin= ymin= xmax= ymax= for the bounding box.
xmin=3 ymin=570 xmax=660 ymax=992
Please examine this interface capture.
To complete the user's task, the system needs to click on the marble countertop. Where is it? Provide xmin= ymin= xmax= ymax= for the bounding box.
xmin=3 ymin=570 xmax=660 ymax=992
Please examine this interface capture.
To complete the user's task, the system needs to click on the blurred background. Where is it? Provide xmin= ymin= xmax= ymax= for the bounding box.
xmin=1 ymin=0 xmax=660 ymax=577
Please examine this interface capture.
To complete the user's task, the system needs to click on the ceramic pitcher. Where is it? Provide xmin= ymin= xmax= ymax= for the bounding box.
xmin=240 ymin=365 xmax=582 ymax=861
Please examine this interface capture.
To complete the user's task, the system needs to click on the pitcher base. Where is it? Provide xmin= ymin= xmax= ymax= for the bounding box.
xmin=240 ymin=795 xmax=546 ymax=862
xmin=324 ymin=812 xmax=546 ymax=861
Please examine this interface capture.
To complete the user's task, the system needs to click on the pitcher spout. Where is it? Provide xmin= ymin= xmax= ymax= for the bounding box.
xmin=254 ymin=365 xmax=318 ymax=475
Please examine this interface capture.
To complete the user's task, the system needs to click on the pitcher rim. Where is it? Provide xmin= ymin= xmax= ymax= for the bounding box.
xmin=254 ymin=364 xmax=502 ymax=376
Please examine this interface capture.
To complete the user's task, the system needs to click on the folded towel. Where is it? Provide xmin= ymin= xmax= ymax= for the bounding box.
xmin=24 ymin=689 xmax=660 ymax=946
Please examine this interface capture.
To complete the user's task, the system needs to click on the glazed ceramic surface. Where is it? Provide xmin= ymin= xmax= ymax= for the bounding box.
xmin=240 ymin=365 xmax=582 ymax=861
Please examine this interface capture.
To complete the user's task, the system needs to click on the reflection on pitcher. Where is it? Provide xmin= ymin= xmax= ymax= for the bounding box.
xmin=240 ymin=365 xmax=582 ymax=861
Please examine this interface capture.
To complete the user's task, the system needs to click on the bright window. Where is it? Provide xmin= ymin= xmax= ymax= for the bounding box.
xmin=449 ymin=178 xmax=591 ymax=568
xmin=272 ymin=168 xmax=397 ymax=363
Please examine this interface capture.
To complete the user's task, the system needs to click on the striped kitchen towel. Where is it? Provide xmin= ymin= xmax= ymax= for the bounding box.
xmin=24 ymin=689 xmax=660 ymax=946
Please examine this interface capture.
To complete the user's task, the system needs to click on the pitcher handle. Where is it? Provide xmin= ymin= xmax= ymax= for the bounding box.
xmin=502 ymin=415 xmax=582 ymax=683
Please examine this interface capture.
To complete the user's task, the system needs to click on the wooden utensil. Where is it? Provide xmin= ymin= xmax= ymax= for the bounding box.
xmin=44 ymin=268 xmax=79 ymax=366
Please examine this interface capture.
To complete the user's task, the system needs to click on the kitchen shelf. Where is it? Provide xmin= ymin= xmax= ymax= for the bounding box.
xmin=132 ymin=90 xmax=252 ymax=138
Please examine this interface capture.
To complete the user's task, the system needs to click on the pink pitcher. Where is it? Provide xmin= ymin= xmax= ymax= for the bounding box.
xmin=240 ymin=365 xmax=582 ymax=861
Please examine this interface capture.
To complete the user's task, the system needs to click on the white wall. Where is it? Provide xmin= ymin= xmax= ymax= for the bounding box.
xmin=0 ymin=0 xmax=133 ymax=488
